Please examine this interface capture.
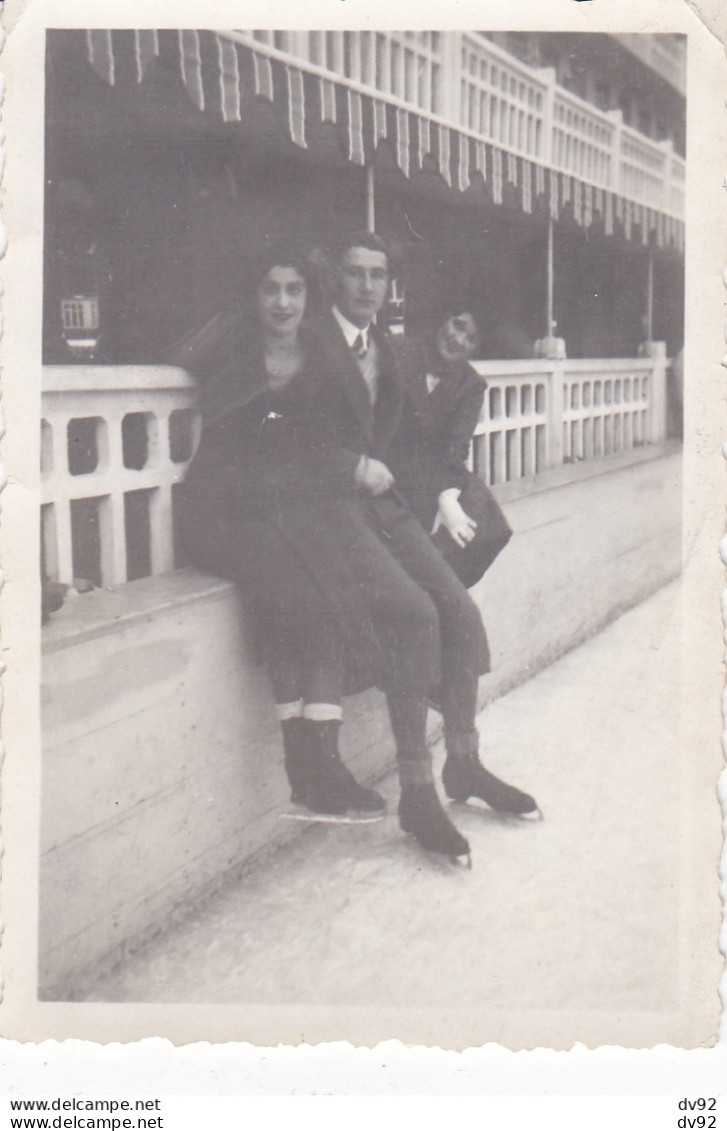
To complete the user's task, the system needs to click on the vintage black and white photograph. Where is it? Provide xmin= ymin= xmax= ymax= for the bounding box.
xmin=1 ymin=5 xmax=722 ymax=1051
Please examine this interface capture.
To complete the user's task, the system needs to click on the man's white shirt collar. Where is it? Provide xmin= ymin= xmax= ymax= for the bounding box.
xmin=332 ymin=306 xmax=370 ymax=351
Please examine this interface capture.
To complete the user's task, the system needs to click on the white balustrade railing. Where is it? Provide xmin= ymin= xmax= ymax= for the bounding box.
xmin=41 ymin=351 xmax=667 ymax=592
xmin=471 ymin=353 xmax=666 ymax=486
xmin=470 ymin=361 xmax=553 ymax=484
xmin=459 ymin=32 xmax=547 ymax=156
xmin=668 ymin=153 xmax=686 ymax=217
xmin=619 ymin=122 xmax=670 ymax=210
xmin=237 ymin=30 xmax=685 ymax=219
xmin=41 ymin=366 xmax=201 ymax=588
xmin=551 ymin=86 xmax=616 ymax=187
xmin=561 ymin=361 xmax=655 ymax=462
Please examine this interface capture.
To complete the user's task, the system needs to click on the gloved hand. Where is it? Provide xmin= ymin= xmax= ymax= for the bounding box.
xmin=431 ymin=488 xmax=477 ymax=548
xmin=355 ymin=455 xmax=395 ymax=496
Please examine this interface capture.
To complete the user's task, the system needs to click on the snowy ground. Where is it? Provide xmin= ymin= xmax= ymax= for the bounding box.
xmin=84 ymin=583 xmax=683 ymax=1014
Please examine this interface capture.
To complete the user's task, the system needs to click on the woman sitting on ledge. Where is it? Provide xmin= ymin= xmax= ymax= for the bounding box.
xmin=177 ymin=246 xmax=387 ymax=822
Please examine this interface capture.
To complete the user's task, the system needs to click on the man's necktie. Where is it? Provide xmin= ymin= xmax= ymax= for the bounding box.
xmin=352 ymin=332 xmax=367 ymax=359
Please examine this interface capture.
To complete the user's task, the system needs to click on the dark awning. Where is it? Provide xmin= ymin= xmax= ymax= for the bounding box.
xmin=82 ymin=29 xmax=684 ymax=253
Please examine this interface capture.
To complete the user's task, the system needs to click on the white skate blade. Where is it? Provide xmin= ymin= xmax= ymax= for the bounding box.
xmin=280 ymin=808 xmax=385 ymax=825
xmin=450 ymin=799 xmax=543 ymax=821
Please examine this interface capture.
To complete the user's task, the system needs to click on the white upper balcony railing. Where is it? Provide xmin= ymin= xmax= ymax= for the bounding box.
xmin=459 ymin=32 xmax=548 ymax=157
xmin=551 ymin=84 xmax=616 ymax=188
xmin=40 ymin=350 xmax=668 ymax=592
xmin=236 ymin=30 xmax=685 ymax=219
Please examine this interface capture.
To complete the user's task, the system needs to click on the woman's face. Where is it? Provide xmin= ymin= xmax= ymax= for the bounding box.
xmin=435 ymin=312 xmax=479 ymax=364
xmin=257 ymin=265 xmax=307 ymax=336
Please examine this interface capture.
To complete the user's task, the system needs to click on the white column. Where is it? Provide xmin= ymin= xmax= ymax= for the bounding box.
xmin=48 ymin=413 xmax=75 ymax=584
xmin=607 ymin=108 xmax=624 ymax=194
xmin=365 ymin=164 xmax=375 ymax=232
xmin=546 ymin=216 xmax=554 ymax=340
xmin=537 ymin=66 xmax=556 ymax=165
xmin=546 ymin=361 xmax=565 ymax=469
xmin=289 ymin=32 xmax=310 ymax=63
xmin=439 ymin=32 xmax=462 ymax=123
xmin=379 ymin=34 xmax=391 ymax=95
xmin=54 ymin=498 xmax=75 ymax=585
xmin=646 ymin=248 xmax=654 ymax=345
xmin=647 ymin=342 xmax=667 ymax=442
xmin=659 ymin=137 xmax=673 ymax=213
xmin=150 ymin=483 xmax=175 ymax=574
xmin=102 ymin=413 xmax=128 ymax=586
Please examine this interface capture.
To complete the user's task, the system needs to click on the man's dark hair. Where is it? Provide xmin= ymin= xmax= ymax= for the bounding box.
xmin=334 ymin=230 xmax=390 ymax=267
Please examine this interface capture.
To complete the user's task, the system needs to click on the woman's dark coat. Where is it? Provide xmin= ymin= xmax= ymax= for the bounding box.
xmin=176 ymin=324 xmax=419 ymax=692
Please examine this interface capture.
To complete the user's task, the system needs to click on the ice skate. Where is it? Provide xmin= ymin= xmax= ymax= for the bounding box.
xmin=300 ymin=720 xmax=386 ymax=817
xmin=443 ymin=749 xmax=539 ymax=816
xmin=399 ymin=783 xmax=471 ymax=864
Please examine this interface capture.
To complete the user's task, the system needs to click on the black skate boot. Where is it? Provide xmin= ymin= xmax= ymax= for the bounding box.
xmin=443 ymin=744 xmax=538 ymax=816
xmin=399 ymin=784 xmax=471 ymax=863
xmin=303 ymin=720 xmax=386 ymax=816
xmin=280 ymin=717 xmax=309 ymax=805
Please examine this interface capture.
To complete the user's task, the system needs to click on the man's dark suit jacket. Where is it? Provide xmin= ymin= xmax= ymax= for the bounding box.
xmin=314 ymin=311 xmax=405 ymax=479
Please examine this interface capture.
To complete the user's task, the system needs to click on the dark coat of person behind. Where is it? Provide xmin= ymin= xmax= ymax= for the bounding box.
xmin=388 ymin=336 xmax=512 ymax=588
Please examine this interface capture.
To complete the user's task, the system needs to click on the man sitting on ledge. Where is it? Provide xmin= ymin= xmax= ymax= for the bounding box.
xmin=313 ymin=231 xmax=539 ymax=859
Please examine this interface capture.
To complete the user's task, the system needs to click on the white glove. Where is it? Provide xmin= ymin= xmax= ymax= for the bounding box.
xmin=432 ymin=488 xmax=477 ymax=548
xmin=355 ymin=455 xmax=395 ymax=496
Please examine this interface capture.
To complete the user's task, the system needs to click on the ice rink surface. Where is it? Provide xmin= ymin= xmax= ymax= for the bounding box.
xmin=84 ymin=582 xmax=684 ymax=1013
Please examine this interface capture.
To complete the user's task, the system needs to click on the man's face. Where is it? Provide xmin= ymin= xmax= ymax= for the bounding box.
xmin=336 ymin=246 xmax=389 ymax=328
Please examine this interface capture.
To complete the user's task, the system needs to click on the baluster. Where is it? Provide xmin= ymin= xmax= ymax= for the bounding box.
xmin=103 ymin=412 xmax=129 ymax=586
xmin=608 ymin=108 xmax=623 ymax=193
xmin=546 ymin=363 xmax=564 ymax=469
xmin=51 ymin=414 xmax=75 ymax=584
xmin=54 ymin=496 xmax=75 ymax=585
xmin=150 ymin=483 xmax=175 ymax=575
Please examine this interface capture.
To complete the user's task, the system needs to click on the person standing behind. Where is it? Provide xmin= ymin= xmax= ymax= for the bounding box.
xmin=389 ymin=307 xmax=513 ymax=589
xmin=315 ymin=232 xmax=538 ymax=855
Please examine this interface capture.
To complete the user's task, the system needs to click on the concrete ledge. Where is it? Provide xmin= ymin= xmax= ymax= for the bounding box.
xmin=40 ymin=448 xmax=682 ymax=998
xmin=479 ymin=443 xmax=682 ymax=703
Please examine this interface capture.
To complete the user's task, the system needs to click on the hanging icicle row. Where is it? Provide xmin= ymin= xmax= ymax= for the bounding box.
xmin=252 ymin=50 xmax=274 ymax=102
xmin=217 ymin=35 xmax=242 ymax=122
xmin=417 ymin=117 xmax=432 ymax=168
xmin=396 ymin=109 xmax=411 ymax=178
xmin=535 ymin=163 xmax=545 ymax=200
xmin=373 ymin=100 xmax=388 ymax=147
xmin=475 ymin=141 xmax=487 ymax=188
xmin=492 ymin=147 xmax=503 ymax=204
xmin=438 ymin=125 xmax=452 ymax=188
xmin=347 ymin=90 xmax=365 ymax=166
xmin=520 ymin=159 xmax=532 ymax=214
xmin=179 ymin=30 xmax=205 ymax=111
xmin=320 ymin=77 xmax=337 ymax=123
xmin=86 ymin=29 xmax=115 ymax=85
xmin=135 ymin=30 xmax=160 ymax=84
xmin=549 ymin=170 xmax=560 ymax=220
xmin=286 ymin=66 xmax=307 ymax=149
xmin=457 ymin=136 xmax=470 ymax=193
